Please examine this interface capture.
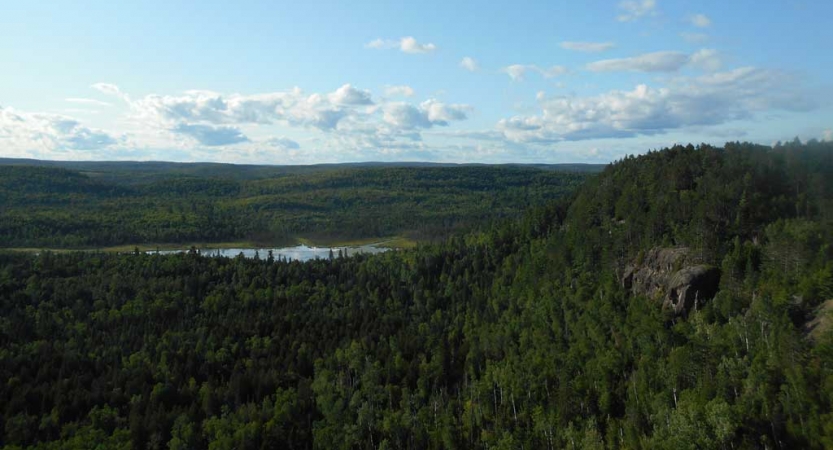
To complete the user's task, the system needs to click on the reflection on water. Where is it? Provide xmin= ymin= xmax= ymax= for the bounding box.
xmin=150 ymin=244 xmax=388 ymax=262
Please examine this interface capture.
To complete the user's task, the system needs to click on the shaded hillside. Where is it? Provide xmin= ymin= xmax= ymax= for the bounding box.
xmin=0 ymin=165 xmax=590 ymax=248
xmin=1 ymin=141 xmax=832 ymax=449
xmin=0 ymin=158 xmax=605 ymax=185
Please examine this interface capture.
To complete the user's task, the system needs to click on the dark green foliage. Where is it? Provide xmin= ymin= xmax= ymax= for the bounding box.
xmin=0 ymin=165 xmax=588 ymax=248
xmin=1 ymin=141 xmax=833 ymax=449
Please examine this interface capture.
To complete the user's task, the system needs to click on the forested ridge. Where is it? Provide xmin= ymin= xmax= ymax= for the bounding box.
xmin=0 ymin=165 xmax=589 ymax=248
xmin=2 ymin=140 xmax=833 ymax=449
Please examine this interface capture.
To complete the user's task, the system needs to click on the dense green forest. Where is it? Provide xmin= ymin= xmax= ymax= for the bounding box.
xmin=0 ymin=164 xmax=592 ymax=248
xmin=2 ymin=140 xmax=833 ymax=449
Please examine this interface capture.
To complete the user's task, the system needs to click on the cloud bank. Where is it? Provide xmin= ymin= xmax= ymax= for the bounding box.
xmin=497 ymin=67 xmax=814 ymax=143
xmin=0 ymin=107 xmax=118 ymax=153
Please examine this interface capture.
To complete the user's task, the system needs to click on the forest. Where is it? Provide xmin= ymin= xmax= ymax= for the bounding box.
xmin=1 ymin=140 xmax=833 ymax=449
xmin=0 ymin=163 xmax=593 ymax=248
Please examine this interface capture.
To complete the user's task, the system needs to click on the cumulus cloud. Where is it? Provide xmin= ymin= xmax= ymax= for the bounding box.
xmin=688 ymin=49 xmax=721 ymax=71
xmin=0 ymin=106 xmax=118 ymax=152
xmin=385 ymin=85 xmax=415 ymax=97
xmin=587 ymin=51 xmax=689 ymax=72
xmin=90 ymin=83 xmax=472 ymax=152
xmin=460 ymin=57 xmax=479 ymax=71
xmin=400 ymin=36 xmax=436 ymax=54
xmin=497 ymin=67 xmax=814 ymax=143
xmin=172 ymin=123 xmax=249 ymax=146
xmin=97 ymin=84 xmax=369 ymax=131
xmin=689 ymin=13 xmax=711 ymax=28
xmin=502 ymin=64 xmax=567 ymax=81
xmin=823 ymin=129 xmax=832 ymax=142
xmin=382 ymin=100 xmax=470 ymax=129
xmin=328 ymin=84 xmax=373 ymax=105
xmin=367 ymin=37 xmax=436 ymax=54
xmin=617 ymin=0 xmax=657 ymax=22
xmin=503 ymin=65 xmax=531 ymax=81
xmin=560 ymin=41 xmax=615 ymax=52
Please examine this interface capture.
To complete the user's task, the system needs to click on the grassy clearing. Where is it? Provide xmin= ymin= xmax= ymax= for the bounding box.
xmin=375 ymin=237 xmax=418 ymax=249
xmin=296 ymin=236 xmax=418 ymax=249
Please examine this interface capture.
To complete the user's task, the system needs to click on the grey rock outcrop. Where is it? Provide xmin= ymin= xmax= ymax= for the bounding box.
xmin=806 ymin=299 xmax=833 ymax=342
xmin=623 ymin=247 xmax=720 ymax=315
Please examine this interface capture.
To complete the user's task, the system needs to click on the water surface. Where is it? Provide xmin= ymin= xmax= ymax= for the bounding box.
xmin=151 ymin=244 xmax=388 ymax=262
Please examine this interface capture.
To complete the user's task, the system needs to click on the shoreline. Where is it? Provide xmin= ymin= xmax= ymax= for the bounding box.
xmin=1 ymin=236 xmax=418 ymax=254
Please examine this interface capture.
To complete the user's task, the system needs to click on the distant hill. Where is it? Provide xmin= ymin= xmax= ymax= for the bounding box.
xmin=0 ymin=157 xmax=606 ymax=185
xmin=0 ymin=162 xmax=594 ymax=248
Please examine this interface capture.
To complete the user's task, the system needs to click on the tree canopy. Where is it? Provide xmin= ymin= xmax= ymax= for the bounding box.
xmin=1 ymin=140 xmax=833 ymax=448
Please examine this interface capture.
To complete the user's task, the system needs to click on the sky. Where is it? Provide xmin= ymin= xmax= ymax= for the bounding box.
xmin=1 ymin=0 xmax=831 ymax=165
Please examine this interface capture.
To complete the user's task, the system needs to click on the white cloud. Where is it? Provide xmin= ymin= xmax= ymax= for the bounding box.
xmin=540 ymin=66 xmax=568 ymax=78
xmin=65 ymin=98 xmax=112 ymax=107
xmin=587 ymin=51 xmax=689 ymax=72
xmin=587 ymin=49 xmax=721 ymax=73
xmin=365 ymin=38 xmax=391 ymax=49
xmin=502 ymin=64 xmax=568 ymax=81
xmin=824 ymin=129 xmax=832 ymax=142
xmin=688 ymin=49 xmax=721 ymax=71
xmin=460 ymin=56 xmax=479 ymax=71
xmin=91 ymin=83 xmax=129 ymax=102
xmin=421 ymin=99 xmax=470 ymax=124
xmin=504 ymin=65 xmax=531 ymax=81
xmin=617 ymin=0 xmax=657 ymax=22
xmin=328 ymin=84 xmax=373 ymax=105
xmin=103 ymin=85 xmax=359 ymax=131
xmin=385 ymin=85 xmax=415 ymax=97
xmin=382 ymin=100 xmax=470 ymax=129
xmin=560 ymin=41 xmax=615 ymax=52
xmin=0 ymin=106 xmax=118 ymax=153
xmin=497 ymin=67 xmax=814 ymax=143
xmin=366 ymin=36 xmax=437 ymax=54
xmin=399 ymin=36 xmax=436 ymax=54
xmin=90 ymin=83 xmax=472 ymax=153
xmin=690 ymin=13 xmax=711 ymax=28
xmin=382 ymin=104 xmax=431 ymax=129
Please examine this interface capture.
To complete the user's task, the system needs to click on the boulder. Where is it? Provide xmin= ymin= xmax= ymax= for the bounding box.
xmin=664 ymin=265 xmax=721 ymax=315
xmin=623 ymin=247 xmax=721 ymax=315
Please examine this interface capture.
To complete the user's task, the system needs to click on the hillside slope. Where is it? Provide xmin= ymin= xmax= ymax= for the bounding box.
xmin=0 ymin=165 xmax=589 ymax=248
xmin=1 ymin=141 xmax=832 ymax=449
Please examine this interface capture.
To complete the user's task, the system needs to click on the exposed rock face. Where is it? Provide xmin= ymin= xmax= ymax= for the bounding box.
xmin=623 ymin=247 xmax=720 ymax=315
xmin=806 ymin=299 xmax=833 ymax=342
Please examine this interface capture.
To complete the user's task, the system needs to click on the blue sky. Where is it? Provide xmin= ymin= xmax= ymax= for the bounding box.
xmin=1 ymin=0 xmax=831 ymax=164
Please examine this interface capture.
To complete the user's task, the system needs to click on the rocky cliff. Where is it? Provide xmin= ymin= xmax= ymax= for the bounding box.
xmin=623 ymin=247 xmax=721 ymax=315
